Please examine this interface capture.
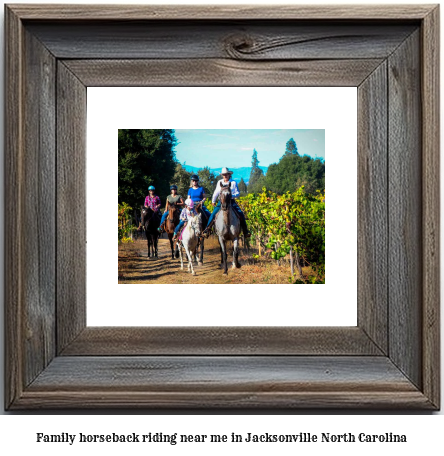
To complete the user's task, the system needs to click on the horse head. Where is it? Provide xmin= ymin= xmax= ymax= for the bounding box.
xmin=168 ymin=203 xmax=177 ymax=220
xmin=140 ymin=205 xmax=154 ymax=227
xmin=193 ymin=200 xmax=203 ymax=213
xmin=189 ymin=213 xmax=202 ymax=236
xmin=219 ymin=182 xmax=232 ymax=210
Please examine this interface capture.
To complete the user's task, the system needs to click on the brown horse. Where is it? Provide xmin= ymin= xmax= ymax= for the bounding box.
xmin=164 ymin=202 xmax=181 ymax=259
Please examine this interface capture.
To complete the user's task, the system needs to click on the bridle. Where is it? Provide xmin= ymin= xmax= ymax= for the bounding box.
xmin=168 ymin=204 xmax=176 ymax=221
xmin=220 ymin=186 xmax=231 ymax=211
xmin=189 ymin=214 xmax=201 ymax=236
xmin=178 ymin=214 xmax=201 ymax=247
xmin=141 ymin=207 xmax=156 ymax=230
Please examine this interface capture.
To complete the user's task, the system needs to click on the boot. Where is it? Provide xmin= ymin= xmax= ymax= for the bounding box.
xmin=201 ymin=221 xmax=214 ymax=238
xmin=240 ymin=219 xmax=251 ymax=238
xmin=157 ymin=222 xmax=165 ymax=233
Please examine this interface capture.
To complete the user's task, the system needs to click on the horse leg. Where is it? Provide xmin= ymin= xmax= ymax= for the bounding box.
xmin=198 ymin=239 xmax=204 ymax=266
xmin=185 ymin=246 xmax=196 ymax=275
xmin=219 ymin=244 xmax=224 ymax=268
xmin=175 ymin=240 xmax=180 ymax=258
xmin=232 ymin=238 xmax=241 ymax=269
xmin=179 ymin=242 xmax=184 ymax=270
xmin=220 ymin=237 xmax=228 ymax=275
xmin=146 ymin=232 xmax=151 ymax=257
xmin=154 ymin=234 xmax=159 ymax=258
xmin=168 ymin=234 xmax=175 ymax=259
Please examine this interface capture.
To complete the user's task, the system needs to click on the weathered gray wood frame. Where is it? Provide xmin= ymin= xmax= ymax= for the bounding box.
xmin=5 ymin=5 xmax=440 ymax=409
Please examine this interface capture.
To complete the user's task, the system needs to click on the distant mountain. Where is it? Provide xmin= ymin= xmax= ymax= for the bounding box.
xmin=183 ymin=165 xmax=268 ymax=184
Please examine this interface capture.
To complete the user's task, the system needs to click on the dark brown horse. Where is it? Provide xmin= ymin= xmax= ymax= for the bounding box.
xmin=164 ymin=202 xmax=181 ymax=259
xmin=140 ymin=206 xmax=160 ymax=258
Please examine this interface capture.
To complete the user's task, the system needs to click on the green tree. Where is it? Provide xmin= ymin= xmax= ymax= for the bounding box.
xmin=247 ymin=174 xmax=267 ymax=194
xmin=198 ymin=166 xmax=218 ymax=196
xmin=265 ymin=154 xmax=324 ymax=195
xmin=118 ymin=129 xmax=177 ymax=209
xmin=249 ymin=148 xmax=264 ymax=189
xmin=285 ymin=138 xmax=299 ymax=156
xmin=171 ymin=162 xmax=192 ymax=201
xmin=238 ymin=177 xmax=248 ymax=195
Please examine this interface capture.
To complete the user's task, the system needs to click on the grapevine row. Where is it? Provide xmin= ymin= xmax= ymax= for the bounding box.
xmin=237 ymin=187 xmax=325 ymax=283
xmin=118 ymin=202 xmax=134 ymax=243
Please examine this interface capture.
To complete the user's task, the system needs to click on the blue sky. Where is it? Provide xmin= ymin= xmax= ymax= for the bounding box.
xmin=174 ymin=129 xmax=325 ymax=168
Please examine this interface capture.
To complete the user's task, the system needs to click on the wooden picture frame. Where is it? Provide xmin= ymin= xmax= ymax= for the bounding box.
xmin=5 ymin=4 xmax=440 ymax=409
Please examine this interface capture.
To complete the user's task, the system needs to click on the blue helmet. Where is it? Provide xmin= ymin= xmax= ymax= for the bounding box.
xmin=148 ymin=185 xmax=155 ymax=191
xmin=170 ymin=185 xmax=178 ymax=191
xmin=190 ymin=174 xmax=199 ymax=182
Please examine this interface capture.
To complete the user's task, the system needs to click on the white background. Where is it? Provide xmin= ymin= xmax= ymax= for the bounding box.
xmin=88 ymin=87 xmax=357 ymax=326
xmin=0 ymin=0 xmax=442 ymax=447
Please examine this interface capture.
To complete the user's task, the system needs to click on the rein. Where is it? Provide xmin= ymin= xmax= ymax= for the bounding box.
xmin=194 ymin=201 xmax=203 ymax=212
xmin=168 ymin=204 xmax=176 ymax=221
xmin=188 ymin=215 xmax=201 ymax=237
xmin=142 ymin=207 xmax=158 ymax=230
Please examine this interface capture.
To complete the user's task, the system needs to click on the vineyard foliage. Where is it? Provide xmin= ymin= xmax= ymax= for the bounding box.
xmin=118 ymin=202 xmax=134 ymax=243
xmin=119 ymin=187 xmax=325 ymax=283
xmin=237 ymin=187 xmax=325 ymax=283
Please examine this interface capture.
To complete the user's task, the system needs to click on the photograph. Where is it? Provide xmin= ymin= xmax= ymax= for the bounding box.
xmin=118 ymin=129 xmax=325 ymax=284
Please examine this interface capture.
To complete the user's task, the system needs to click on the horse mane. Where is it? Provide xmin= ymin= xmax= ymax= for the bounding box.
xmin=141 ymin=205 xmax=156 ymax=225
xmin=168 ymin=203 xmax=178 ymax=220
xmin=219 ymin=185 xmax=232 ymax=212
xmin=141 ymin=205 xmax=153 ymax=213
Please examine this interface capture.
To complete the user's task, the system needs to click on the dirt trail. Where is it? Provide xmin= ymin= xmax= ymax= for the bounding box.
xmin=118 ymin=234 xmax=256 ymax=284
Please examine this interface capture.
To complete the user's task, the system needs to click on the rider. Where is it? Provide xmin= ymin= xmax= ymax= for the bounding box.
xmin=187 ymin=174 xmax=212 ymax=223
xmin=138 ymin=185 xmax=161 ymax=230
xmin=144 ymin=185 xmax=162 ymax=214
xmin=158 ymin=185 xmax=184 ymax=233
xmin=172 ymin=198 xmax=197 ymax=240
xmin=201 ymin=167 xmax=251 ymax=238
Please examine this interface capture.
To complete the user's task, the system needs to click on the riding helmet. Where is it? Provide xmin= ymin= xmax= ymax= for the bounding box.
xmin=148 ymin=185 xmax=155 ymax=191
xmin=190 ymin=174 xmax=199 ymax=182
xmin=170 ymin=185 xmax=178 ymax=190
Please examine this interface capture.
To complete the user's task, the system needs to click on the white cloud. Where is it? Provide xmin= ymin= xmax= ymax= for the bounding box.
xmin=208 ymin=133 xmax=239 ymax=139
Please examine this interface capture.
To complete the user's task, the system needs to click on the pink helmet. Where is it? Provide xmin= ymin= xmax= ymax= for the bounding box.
xmin=185 ymin=198 xmax=194 ymax=208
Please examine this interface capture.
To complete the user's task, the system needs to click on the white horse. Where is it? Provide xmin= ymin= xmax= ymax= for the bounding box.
xmin=214 ymin=183 xmax=241 ymax=275
xmin=177 ymin=213 xmax=202 ymax=276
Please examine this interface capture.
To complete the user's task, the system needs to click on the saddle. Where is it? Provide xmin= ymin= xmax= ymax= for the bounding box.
xmin=177 ymin=222 xmax=188 ymax=241
xmin=231 ymin=205 xmax=241 ymax=222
